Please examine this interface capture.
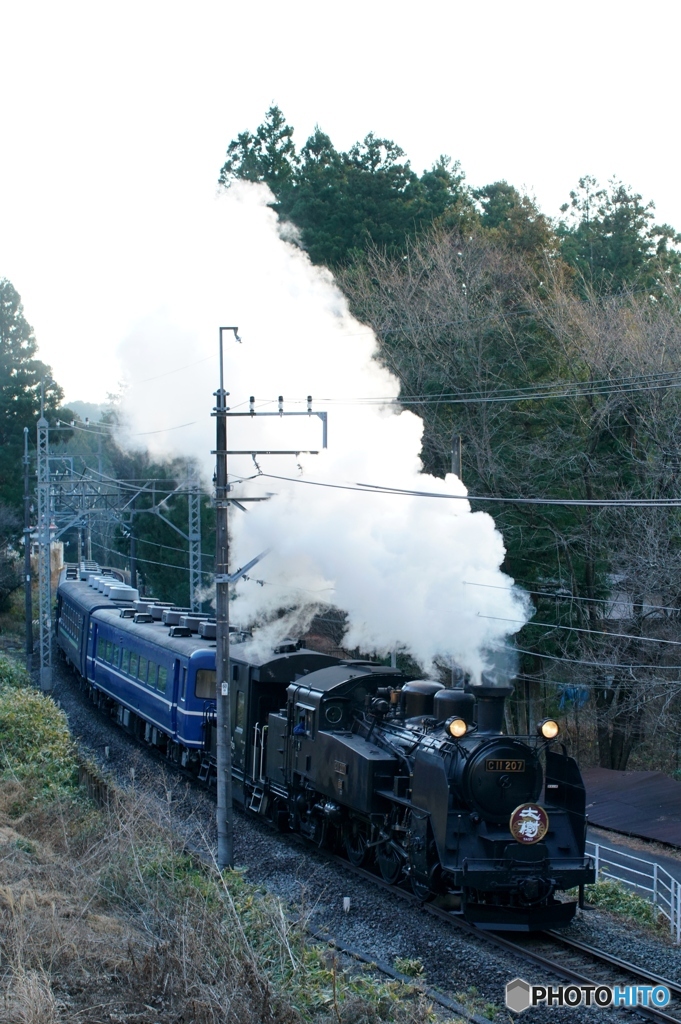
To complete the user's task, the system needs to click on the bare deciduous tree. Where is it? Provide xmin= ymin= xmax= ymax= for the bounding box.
xmin=342 ymin=230 xmax=681 ymax=770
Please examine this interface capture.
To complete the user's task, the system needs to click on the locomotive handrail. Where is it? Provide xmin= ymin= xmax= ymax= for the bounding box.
xmin=259 ymin=725 xmax=268 ymax=782
xmin=252 ymin=724 xmax=260 ymax=780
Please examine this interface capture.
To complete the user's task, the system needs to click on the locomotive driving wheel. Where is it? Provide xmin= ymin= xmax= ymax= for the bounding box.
xmin=344 ymin=819 xmax=370 ymax=867
xmin=376 ymin=841 xmax=403 ymax=884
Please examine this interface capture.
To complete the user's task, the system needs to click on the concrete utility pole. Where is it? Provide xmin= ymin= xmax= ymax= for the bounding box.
xmin=37 ymin=382 xmax=52 ymax=691
xmin=214 ymin=326 xmax=240 ymax=870
xmin=23 ymin=428 xmax=33 ymax=673
xmin=211 ymin=328 xmax=327 ymax=870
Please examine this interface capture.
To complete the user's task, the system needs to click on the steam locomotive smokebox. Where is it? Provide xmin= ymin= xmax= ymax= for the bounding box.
xmin=466 ymin=684 xmax=513 ymax=733
xmin=402 ymin=680 xmax=444 ymax=718
xmin=433 ymin=688 xmax=475 ymax=723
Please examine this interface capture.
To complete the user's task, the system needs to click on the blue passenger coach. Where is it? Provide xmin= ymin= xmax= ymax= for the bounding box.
xmin=56 ymin=565 xmax=337 ymax=785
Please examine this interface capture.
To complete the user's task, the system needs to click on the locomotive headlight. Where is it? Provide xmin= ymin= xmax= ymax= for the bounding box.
xmin=447 ymin=717 xmax=468 ymax=738
xmin=538 ymin=718 xmax=559 ymax=739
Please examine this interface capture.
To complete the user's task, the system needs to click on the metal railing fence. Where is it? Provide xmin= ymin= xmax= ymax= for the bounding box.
xmin=586 ymin=840 xmax=681 ymax=943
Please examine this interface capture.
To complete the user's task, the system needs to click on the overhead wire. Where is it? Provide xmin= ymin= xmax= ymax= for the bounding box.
xmin=136 ymin=535 xmax=215 ymax=561
xmin=238 ymin=367 xmax=681 ymax=408
xmin=463 ymin=579 xmax=681 ymax=616
xmin=479 ymin=614 xmax=681 ymax=648
xmin=496 ymin=643 xmax=681 ymax=671
xmin=90 ymin=539 xmax=214 ymax=577
xmin=258 ymin=471 xmax=681 ymax=508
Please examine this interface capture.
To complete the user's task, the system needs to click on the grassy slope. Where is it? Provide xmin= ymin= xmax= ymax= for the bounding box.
xmin=0 ymin=651 xmax=440 ymax=1024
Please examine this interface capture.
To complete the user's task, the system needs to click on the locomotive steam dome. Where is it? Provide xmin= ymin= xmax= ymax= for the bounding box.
xmin=433 ymin=687 xmax=475 ymax=723
xmin=401 ymin=680 xmax=444 ymax=718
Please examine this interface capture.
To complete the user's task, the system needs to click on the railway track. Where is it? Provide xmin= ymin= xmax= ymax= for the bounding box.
xmin=485 ymin=929 xmax=681 ymax=1023
xmin=311 ymin=850 xmax=681 ymax=1022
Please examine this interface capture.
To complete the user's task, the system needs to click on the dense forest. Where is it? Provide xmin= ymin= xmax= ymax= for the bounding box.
xmin=218 ymin=107 xmax=681 ymax=773
xmin=2 ymin=104 xmax=681 ymax=772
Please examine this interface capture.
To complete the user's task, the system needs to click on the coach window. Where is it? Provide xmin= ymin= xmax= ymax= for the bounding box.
xmin=180 ymin=665 xmax=187 ymax=701
xmin=105 ymin=640 xmax=112 ymax=662
xmin=138 ymin=656 xmax=148 ymax=683
xmin=195 ymin=670 xmax=216 ymax=700
xmin=111 ymin=646 xmax=120 ymax=668
xmin=97 ymin=637 xmax=106 ymax=659
xmin=158 ymin=666 xmax=168 ymax=692
xmin=148 ymin=662 xmax=157 ymax=688
xmin=129 ymin=652 xmax=139 ymax=677
xmin=232 ymin=664 xmax=240 ymax=682
xmin=122 ymin=649 xmax=130 ymax=674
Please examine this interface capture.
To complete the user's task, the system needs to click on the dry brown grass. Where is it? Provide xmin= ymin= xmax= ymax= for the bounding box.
xmin=0 ymin=780 xmax=432 ymax=1024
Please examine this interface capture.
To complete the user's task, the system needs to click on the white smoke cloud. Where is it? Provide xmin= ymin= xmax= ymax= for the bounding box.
xmin=116 ymin=182 xmax=530 ymax=679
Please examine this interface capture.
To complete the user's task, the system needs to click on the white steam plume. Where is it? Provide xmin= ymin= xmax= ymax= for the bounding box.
xmin=116 ymin=182 xmax=530 ymax=679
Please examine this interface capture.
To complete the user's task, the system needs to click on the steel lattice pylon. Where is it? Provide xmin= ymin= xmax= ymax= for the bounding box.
xmin=36 ymin=415 xmax=52 ymax=690
xmin=188 ymin=470 xmax=202 ymax=613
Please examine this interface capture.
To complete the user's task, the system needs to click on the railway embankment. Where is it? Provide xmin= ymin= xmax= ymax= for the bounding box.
xmin=0 ymin=650 xmax=435 ymax=1024
xmin=2 ymin=611 xmax=681 ymax=1024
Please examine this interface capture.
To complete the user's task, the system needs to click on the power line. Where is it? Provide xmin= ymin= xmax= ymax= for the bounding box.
xmin=90 ymin=539 xmax=213 ymax=577
xmin=463 ymin=579 xmax=681 ymax=616
xmin=60 ymin=419 xmax=199 ymax=439
xmin=241 ymin=368 xmax=681 ymax=409
xmin=513 ymin=672 xmax=681 ymax=692
xmin=499 ymin=643 xmax=681 ymax=671
xmin=258 ymin=472 xmax=681 ymax=508
xmin=124 ymin=354 xmax=214 ymax=386
xmin=136 ymin=535 xmax=215 ymax=561
xmin=480 ymin=614 xmax=681 ymax=648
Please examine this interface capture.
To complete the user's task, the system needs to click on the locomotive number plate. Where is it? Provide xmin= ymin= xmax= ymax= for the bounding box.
xmin=486 ymin=759 xmax=525 ymax=772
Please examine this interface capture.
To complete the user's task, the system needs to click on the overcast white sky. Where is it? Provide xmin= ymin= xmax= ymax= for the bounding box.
xmin=1 ymin=0 xmax=679 ymax=404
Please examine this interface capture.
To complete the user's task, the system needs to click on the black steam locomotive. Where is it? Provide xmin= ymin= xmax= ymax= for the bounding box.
xmin=57 ymin=564 xmax=594 ymax=931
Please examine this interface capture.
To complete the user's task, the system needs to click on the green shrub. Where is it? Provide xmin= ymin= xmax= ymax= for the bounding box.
xmin=580 ymin=879 xmax=663 ymax=930
xmin=0 ymin=654 xmax=77 ymax=795
xmin=0 ymin=651 xmax=31 ymax=689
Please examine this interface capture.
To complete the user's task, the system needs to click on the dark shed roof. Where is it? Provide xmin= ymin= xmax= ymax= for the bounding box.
xmin=582 ymin=768 xmax=681 ymax=847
